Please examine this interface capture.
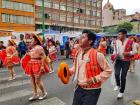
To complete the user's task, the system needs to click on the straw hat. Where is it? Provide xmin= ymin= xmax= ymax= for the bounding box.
xmin=34 ymin=35 xmax=43 ymax=45
xmin=9 ymin=40 xmax=16 ymax=46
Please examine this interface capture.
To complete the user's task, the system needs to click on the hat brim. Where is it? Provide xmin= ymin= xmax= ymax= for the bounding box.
xmin=9 ymin=40 xmax=16 ymax=45
xmin=34 ymin=35 xmax=42 ymax=45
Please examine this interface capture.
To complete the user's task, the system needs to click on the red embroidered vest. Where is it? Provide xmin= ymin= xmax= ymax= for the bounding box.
xmin=74 ymin=48 xmax=101 ymax=88
xmin=124 ymin=39 xmax=133 ymax=61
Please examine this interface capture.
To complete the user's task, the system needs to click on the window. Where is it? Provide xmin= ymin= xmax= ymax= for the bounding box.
xmin=80 ymin=19 xmax=85 ymax=24
xmin=2 ymin=14 xmax=6 ymax=22
xmin=10 ymin=15 xmax=14 ymax=23
xmin=97 ymin=12 xmax=101 ymax=17
xmin=53 ymin=3 xmax=59 ymax=9
xmin=97 ymin=20 xmax=101 ymax=26
xmin=97 ymin=1 xmax=102 ymax=7
xmin=92 ymin=11 xmax=96 ymax=16
xmin=1 ymin=14 xmax=34 ymax=24
xmin=36 ymin=12 xmax=41 ymax=18
xmin=67 ymin=6 xmax=73 ymax=12
xmin=67 ymin=17 xmax=73 ymax=22
xmin=86 ymin=0 xmax=91 ymax=5
xmin=92 ymin=2 xmax=96 ymax=7
xmin=86 ymin=9 xmax=90 ymax=15
xmin=45 ymin=1 xmax=52 ymax=8
xmin=1 ymin=0 xmax=33 ymax=12
xmin=91 ymin=20 xmax=96 ymax=25
xmin=85 ymin=20 xmax=90 ymax=25
xmin=60 ymin=3 xmax=66 ymax=11
xmin=74 ymin=0 xmax=79 ymax=2
xmin=80 ymin=0 xmax=86 ymax=3
xmin=52 ymin=14 xmax=59 ymax=20
xmin=74 ymin=17 xmax=79 ymax=23
xmin=2 ymin=0 xmax=6 ymax=8
xmin=60 ymin=15 xmax=66 ymax=21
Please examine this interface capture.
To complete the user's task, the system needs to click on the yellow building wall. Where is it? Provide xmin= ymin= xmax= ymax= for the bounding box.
xmin=0 ymin=0 xmax=35 ymax=33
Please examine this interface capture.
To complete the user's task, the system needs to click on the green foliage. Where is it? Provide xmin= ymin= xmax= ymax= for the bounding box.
xmin=117 ymin=22 xmax=133 ymax=32
xmin=103 ymin=26 xmax=117 ymax=34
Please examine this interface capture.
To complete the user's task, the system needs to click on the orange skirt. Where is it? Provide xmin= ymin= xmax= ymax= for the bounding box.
xmin=25 ymin=60 xmax=49 ymax=76
xmin=3 ymin=55 xmax=20 ymax=67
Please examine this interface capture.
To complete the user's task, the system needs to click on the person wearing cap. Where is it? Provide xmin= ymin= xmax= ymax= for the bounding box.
xmin=22 ymin=35 xmax=49 ymax=101
xmin=70 ymin=30 xmax=112 ymax=105
xmin=3 ymin=40 xmax=20 ymax=80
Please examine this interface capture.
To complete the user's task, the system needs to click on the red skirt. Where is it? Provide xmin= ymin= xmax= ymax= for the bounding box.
xmin=25 ymin=60 xmax=49 ymax=76
xmin=49 ymin=53 xmax=58 ymax=61
xmin=0 ymin=49 xmax=6 ymax=63
xmin=3 ymin=55 xmax=20 ymax=67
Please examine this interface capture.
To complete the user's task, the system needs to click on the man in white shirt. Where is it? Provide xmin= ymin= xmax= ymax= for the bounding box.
xmin=113 ymin=29 xmax=137 ymax=99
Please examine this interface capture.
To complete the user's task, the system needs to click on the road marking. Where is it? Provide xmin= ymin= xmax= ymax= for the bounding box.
xmin=0 ymin=79 xmax=30 ymax=90
xmin=0 ymin=75 xmax=27 ymax=83
xmin=30 ymin=97 xmax=66 ymax=105
xmin=0 ymin=89 xmax=32 ymax=103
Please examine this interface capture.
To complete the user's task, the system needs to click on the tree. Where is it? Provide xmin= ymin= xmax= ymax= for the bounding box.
xmin=117 ymin=22 xmax=133 ymax=32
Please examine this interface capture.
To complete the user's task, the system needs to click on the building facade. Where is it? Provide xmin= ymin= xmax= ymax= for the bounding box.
xmin=35 ymin=0 xmax=102 ymax=32
xmin=102 ymin=0 xmax=126 ymax=27
xmin=0 ymin=0 xmax=35 ymax=36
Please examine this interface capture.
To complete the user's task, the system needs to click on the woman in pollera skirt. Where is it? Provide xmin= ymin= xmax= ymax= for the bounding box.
xmin=22 ymin=35 xmax=49 ymax=101
xmin=3 ymin=40 xmax=20 ymax=80
xmin=47 ymin=39 xmax=58 ymax=73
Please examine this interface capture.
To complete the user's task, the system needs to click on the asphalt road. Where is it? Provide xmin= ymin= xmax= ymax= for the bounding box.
xmin=0 ymin=57 xmax=140 ymax=105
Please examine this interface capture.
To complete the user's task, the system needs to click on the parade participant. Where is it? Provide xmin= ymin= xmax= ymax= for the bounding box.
xmin=71 ymin=39 xmax=80 ymax=59
xmin=113 ymin=29 xmax=137 ymax=98
xmin=129 ymin=36 xmax=139 ymax=73
xmin=3 ymin=40 xmax=20 ymax=80
xmin=70 ymin=30 xmax=112 ymax=105
xmin=47 ymin=39 xmax=57 ymax=73
xmin=18 ymin=34 xmax=27 ymax=58
xmin=0 ymin=41 xmax=6 ymax=67
xmin=65 ymin=39 xmax=71 ymax=59
xmin=98 ymin=37 xmax=107 ymax=55
xmin=22 ymin=35 xmax=49 ymax=101
xmin=0 ymin=41 xmax=6 ymax=50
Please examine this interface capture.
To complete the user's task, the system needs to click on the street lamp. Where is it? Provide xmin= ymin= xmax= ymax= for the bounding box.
xmin=42 ymin=0 xmax=45 ymax=39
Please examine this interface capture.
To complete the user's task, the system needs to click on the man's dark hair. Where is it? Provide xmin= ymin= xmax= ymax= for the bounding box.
xmin=0 ymin=41 xmax=4 ymax=44
xmin=20 ymin=34 xmax=24 ymax=40
xmin=82 ymin=29 xmax=96 ymax=46
xmin=118 ymin=29 xmax=127 ymax=35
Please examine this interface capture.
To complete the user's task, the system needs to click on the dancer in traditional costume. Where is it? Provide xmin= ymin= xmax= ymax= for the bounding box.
xmin=21 ymin=35 xmax=49 ymax=101
xmin=98 ymin=37 xmax=107 ymax=55
xmin=58 ymin=30 xmax=112 ymax=105
xmin=129 ymin=36 xmax=139 ymax=73
xmin=3 ymin=40 xmax=20 ymax=80
xmin=113 ymin=29 xmax=137 ymax=98
xmin=71 ymin=40 xmax=80 ymax=60
xmin=47 ymin=39 xmax=57 ymax=73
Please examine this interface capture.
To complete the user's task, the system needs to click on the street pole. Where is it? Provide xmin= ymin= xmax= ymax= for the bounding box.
xmin=42 ymin=0 xmax=45 ymax=41
xmin=138 ymin=20 xmax=140 ymax=33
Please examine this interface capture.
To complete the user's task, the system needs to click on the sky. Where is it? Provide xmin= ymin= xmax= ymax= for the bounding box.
xmin=103 ymin=0 xmax=140 ymax=15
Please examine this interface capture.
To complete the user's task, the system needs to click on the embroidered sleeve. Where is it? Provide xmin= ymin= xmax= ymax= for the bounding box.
xmin=35 ymin=46 xmax=45 ymax=56
xmin=130 ymin=42 xmax=137 ymax=55
xmin=95 ymin=52 xmax=112 ymax=83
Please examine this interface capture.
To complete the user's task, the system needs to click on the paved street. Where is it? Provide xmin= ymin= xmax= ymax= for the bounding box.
xmin=0 ymin=57 xmax=140 ymax=105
